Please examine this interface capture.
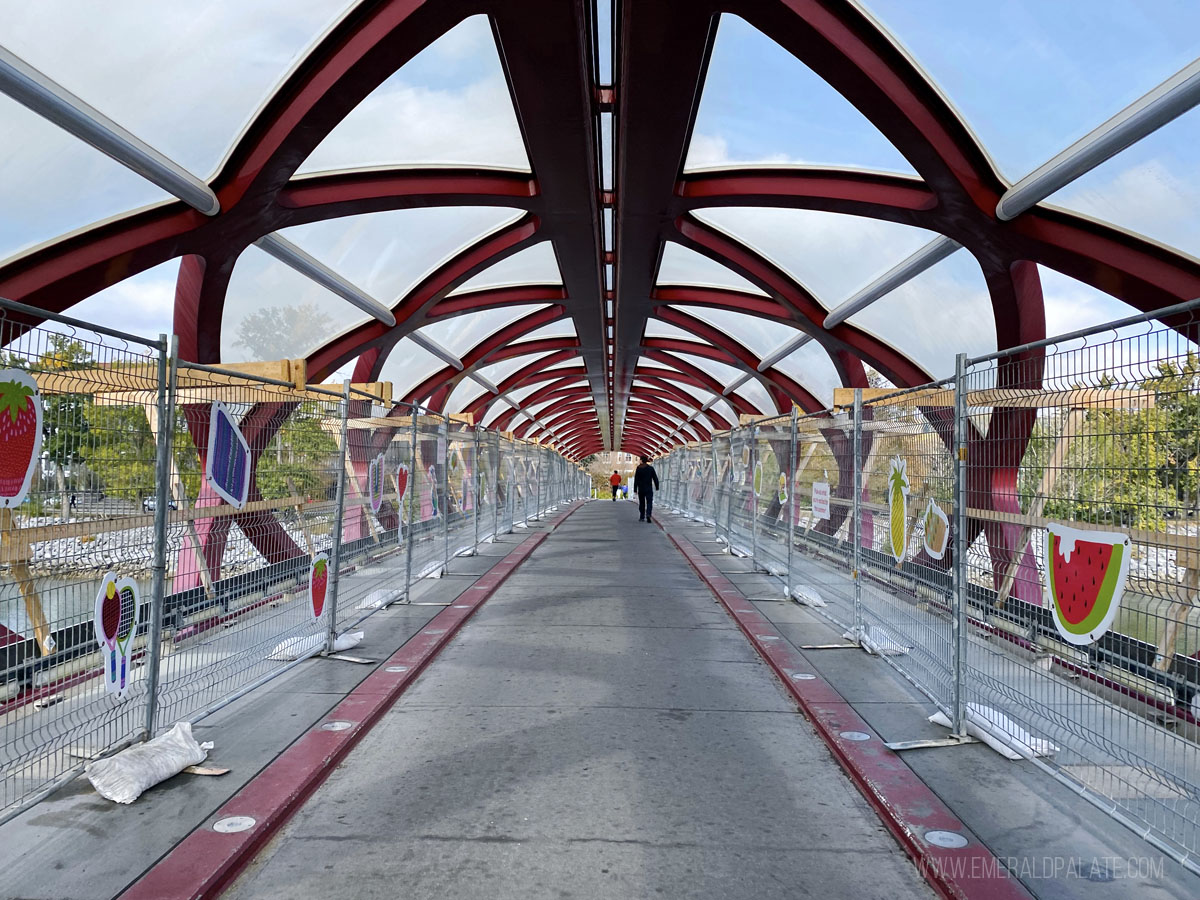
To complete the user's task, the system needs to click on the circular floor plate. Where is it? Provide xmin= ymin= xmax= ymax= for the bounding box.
xmin=213 ymin=816 xmax=256 ymax=833
xmin=385 ymin=666 xmax=409 ymax=673
xmin=320 ymin=720 xmax=353 ymax=732
xmin=791 ymin=673 xmax=816 ymax=680
xmin=925 ymin=830 xmax=969 ymax=849
xmin=839 ymin=731 xmax=872 ymax=742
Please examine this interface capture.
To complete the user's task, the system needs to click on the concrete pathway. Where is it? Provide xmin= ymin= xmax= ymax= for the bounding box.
xmin=227 ymin=501 xmax=932 ymax=900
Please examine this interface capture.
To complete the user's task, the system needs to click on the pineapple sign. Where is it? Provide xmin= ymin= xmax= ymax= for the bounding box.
xmin=0 ymin=370 xmax=42 ymax=508
xmin=887 ymin=456 xmax=910 ymax=562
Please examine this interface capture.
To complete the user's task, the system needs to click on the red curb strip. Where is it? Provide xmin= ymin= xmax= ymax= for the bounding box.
xmin=121 ymin=501 xmax=585 ymax=900
xmin=661 ymin=524 xmax=1033 ymax=900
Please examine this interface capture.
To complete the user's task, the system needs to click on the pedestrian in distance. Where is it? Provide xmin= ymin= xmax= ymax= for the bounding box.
xmin=633 ymin=455 xmax=660 ymax=523
xmin=609 ymin=470 xmax=621 ymax=501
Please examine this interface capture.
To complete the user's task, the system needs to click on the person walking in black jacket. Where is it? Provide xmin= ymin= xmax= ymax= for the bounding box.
xmin=633 ymin=455 xmax=660 ymax=523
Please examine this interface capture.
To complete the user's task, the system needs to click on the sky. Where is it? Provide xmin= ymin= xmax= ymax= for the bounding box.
xmin=0 ymin=2 xmax=1196 ymax=408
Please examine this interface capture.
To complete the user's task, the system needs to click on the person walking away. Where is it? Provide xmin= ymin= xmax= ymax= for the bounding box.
xmin=609 ymin=470 xmax=622 ymax=501
xmin=633 ymin=455 xmax=660 ymax=522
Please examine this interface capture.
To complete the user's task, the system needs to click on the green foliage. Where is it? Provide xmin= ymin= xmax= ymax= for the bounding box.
xmin=255 ymin=402 xmax=339 ymax=500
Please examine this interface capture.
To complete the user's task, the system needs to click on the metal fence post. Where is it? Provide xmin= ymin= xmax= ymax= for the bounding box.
xmin=852 ymin=389 xmax=864 ymax=637
xmin=492 ymin=432 xmax=500 ymax=539
xmin=535 ymin=449 xmax=543 ymax=519
xmin=750 ymin=425 xmax=760 ymax=570
xmin=442 ymin=413 xmax=450 ymax=571
xmin=711 ymin=442 xmax=719 ymax=536
xmin=473 ymin=427 xmax=481 ymax=550
xmin=325 ymin=380 xmax=352 ymax=650
xmin=404 ymin=404 xmax=417 ymax=597
xmin=952 ymin=353 xmax=970 ymax=736
xmin=142 ymin=333 xmax=177 ymax=739
xmin=787 ymin=405 xmax=797 ymax=602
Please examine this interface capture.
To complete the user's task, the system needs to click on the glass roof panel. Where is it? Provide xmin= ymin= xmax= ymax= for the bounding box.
xmin=275 ymin=207 xmax=522 ymax=305
xmin=60 ymin=258 xmax=180 ymax=342
xmin=417 ymin=304 xmax=549 ymax=356
xmin=519 ymin=320 xmax=578 ymax=342
xmin=691 ymin=208 xmax=937 ymax=308
xmin=657 ymin=242 xmax=769 ymax=295
xmin=846 ymin=249 xmax=995 ymax=381
xmin=771 ymin=340 xmax=842 ymax=408
xmin=676 ymin=306 xmax=793 ymax=358
xmin=657 ymin=351 xmax=740 ymax=387
xmin=644 ymin=319 xmax=703 ymax=342
xmin=735 ymin=376 xmax=775 ymax=415
xmin=1046 ymin=109 xmax=1200 ymax=261
xmin=686 ymin=14 xmax=915 ymax=174
xmin=379 ymin=337 xmax=446 ymax=400
xmin=449 ymin=242 xmax=562 ymax=294
xmin=1037 ymin=265 xmax=1146 ymax=339
xmin=222 ymin=244 xmax=370 ymax=361
xmin=862 ymin=0 xmax=1200 ymax=181
xmin=0 ymin=95 xmax=171 ymax=264
xmin=1 ymin=0 xmax=353 ymax=179
xmin=476 ymin=350 xmax=554 ymax=386
xmin=633 ymin=378 xmax=719 ymax=410
xmin=445 ymin=377 xmax=488 ymax=414
xmin=299 ymin=15 xmax=529 ymax=173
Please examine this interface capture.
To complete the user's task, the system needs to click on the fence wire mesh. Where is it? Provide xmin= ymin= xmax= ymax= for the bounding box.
xmin=0 ymin=300 xmax=587 ymax=823
xmin=656 ymin=304 xmax=1200 ymax=872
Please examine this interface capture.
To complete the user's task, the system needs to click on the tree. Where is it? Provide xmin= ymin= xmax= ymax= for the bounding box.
xmin=232 ymin=302 xmax=336 ymax=361
xmin=255 ymin=402 xmax=340 ymax=500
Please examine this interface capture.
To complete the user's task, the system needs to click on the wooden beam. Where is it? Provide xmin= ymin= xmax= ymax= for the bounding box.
xmin=833 ymin=387 xmax=1156 ymax=411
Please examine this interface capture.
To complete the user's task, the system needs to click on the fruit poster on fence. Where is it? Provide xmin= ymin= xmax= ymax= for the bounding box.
xmin=1045 ymin=523 xmax=1130 ymax=646
xmin=428 ymin=464 xmax=439 ymax=516
xmin=396 ymin=463 xmax=410 ymax=510
xmin=777 ymin=472 xmax=787 ymax=505
xmin=0 ymin=369 xmax=42 ymax=508
xmin=811 ymin=481 xmax=830 ymax=521
xmin=205 ymin=401 xmax=251 ymax=509
xmin=752 ymin=460 xmax=763 ymax=497
xmin=368 ymin=453 xmax=385 ymax=515
xmin=309 ymin=553 xmax=329 ymax=622
xmin=886 ymin=456 xmax=910 ymax=562
xmin=921 ymin=499 xmax=950 ymax=560
xmin=94 ymin=573 xmax=139 ymax=698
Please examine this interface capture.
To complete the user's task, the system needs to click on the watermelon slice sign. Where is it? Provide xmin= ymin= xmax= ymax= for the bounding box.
xmin=0 ymin=369 xmax=42 ymax=508
xmin=310 ymin=553 xmax=329 ymax=621
xmin=396 ymin=463 xmax=410 ymax=509
xmin=1045 ymin=523 xmax=1130 ymax=646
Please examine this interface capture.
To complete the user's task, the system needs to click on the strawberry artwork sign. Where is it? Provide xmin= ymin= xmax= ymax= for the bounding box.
xmin=309 ymin=553 xmax=330 ymax=622
xmin=1045 ymin=523 xmax=1131 ymax=646
xmin=0 ymin=369 xmax=43 ymax=508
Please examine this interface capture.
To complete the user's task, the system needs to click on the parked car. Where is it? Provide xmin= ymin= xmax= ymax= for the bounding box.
xmin=142 ymin=496 xmax=179 ymax=512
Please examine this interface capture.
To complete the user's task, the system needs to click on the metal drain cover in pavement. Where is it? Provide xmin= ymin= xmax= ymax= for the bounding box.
xmin=213 ymin=816 xmax=256 ymax=833
xmin=925 ymin=830 xmax=969 ymax=849
xmin=839 ymin=731 xmax=872 ymax=742
xmin=320 ymin=720 xmax=353 ymax=732
xmin=791 ymin=673 xmax=816 ymax=680
xmin=385 ymin=666 xmax=409 ymax=673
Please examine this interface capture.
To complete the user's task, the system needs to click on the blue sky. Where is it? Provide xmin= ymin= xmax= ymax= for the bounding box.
xmin=1 ymin=2 xmax=1196 ymax=400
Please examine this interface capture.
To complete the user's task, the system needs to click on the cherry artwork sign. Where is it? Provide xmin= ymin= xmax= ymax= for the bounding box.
xmin=0 ymin=369 xmax=43 ymax=508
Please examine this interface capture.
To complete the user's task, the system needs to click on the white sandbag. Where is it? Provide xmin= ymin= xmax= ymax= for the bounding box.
xmin=267 ymin=630 xmax=365 ymax=661
xmin=356 ymin=588 xmax=403 ymax=610
xmin=790 ymin=585 xmax=827 ymax=608
xmin=928 ymin=704 xmax=1059 ymax=761
xmin=86 ymin=722 xmax=211 ymax=804
xmin=843 ymin=625 xmax=911 ymax=656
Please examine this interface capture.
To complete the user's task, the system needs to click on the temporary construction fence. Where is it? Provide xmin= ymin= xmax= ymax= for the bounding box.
xmin=0 ymin=298 xmax=588 ymax=823
xmin=659 ymin=299 xmax=1200 ymax=873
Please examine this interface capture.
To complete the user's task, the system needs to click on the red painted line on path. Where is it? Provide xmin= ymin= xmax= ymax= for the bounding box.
xmin=120 ymin=501 xmax=585 ymax=900
xmin=658 ymin=518 xmax=1033 ymax=900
